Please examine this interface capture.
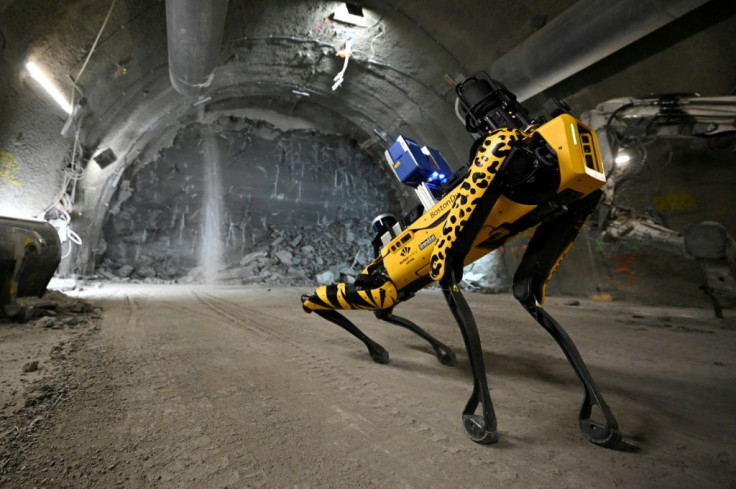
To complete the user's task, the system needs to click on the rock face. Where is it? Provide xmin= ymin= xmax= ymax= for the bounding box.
xmin=99 ymin=115 xmax=403 ymax=284
xmin=98 ymin=212 xmax=514 ymax=292
xmin=461 ymin=251 xmax=510 ymax=293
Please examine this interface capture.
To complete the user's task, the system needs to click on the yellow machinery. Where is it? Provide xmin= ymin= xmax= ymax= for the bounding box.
xmin=302 ymin=72 xmax=623 ymax=448
xmin=0 ymin=216 xmax=61 ymax=321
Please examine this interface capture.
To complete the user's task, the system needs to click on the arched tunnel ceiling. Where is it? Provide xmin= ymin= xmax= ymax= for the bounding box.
xmin=1 ymin=0 xmax=735 ymax=299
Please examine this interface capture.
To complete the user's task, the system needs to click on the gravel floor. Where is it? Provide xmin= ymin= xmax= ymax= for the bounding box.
xmin=1 ymin=284 xmax=734 ymax=488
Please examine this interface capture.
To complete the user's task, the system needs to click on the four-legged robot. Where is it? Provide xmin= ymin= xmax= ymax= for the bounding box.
xmin=302 ymin=72 xmax=623 ymax=448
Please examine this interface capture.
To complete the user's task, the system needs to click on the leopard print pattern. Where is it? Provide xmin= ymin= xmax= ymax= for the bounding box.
xmin=429 ymin=128 xmax=525 ymax=281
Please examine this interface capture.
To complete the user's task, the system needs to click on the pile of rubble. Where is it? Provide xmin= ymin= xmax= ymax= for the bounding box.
xmin=0 ymin=290 xmax=99 ymax=324
xmin=0 ymin=290 xmax=102 ymax=481
xmin=99 ymin=218 xmax=377 ymax=287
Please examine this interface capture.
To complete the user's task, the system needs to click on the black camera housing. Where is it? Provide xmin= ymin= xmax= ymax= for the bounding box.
xmin=455 ymin=72 xmax=533 ymax=133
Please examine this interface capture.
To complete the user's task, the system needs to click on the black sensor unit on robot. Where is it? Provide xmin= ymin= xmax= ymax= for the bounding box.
xmin=456 ymin=72 xmax=573 ymax=133
xmin=455 ymin=72 xmax=533 ymax=133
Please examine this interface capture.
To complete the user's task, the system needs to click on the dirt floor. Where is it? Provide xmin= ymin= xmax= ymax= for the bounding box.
xmin=1 ymin=283 xmax=735 ymax=488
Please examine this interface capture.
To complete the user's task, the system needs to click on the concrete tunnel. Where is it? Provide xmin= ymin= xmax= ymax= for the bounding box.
xmin=1 ymin=0 xmax=735 ymax=487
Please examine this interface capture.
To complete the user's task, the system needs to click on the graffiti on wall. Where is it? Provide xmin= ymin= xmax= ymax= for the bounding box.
xmin=609 ymin=254 xmax=637 ymax=288
xmin=651 ymin=193 xmax=696 ymax=213
xmin=0 ymin=150 xmax=22 ymax=188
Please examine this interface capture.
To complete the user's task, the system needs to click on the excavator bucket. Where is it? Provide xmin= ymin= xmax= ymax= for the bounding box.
xmin=0 ymin=216 xmax=61 ymax=321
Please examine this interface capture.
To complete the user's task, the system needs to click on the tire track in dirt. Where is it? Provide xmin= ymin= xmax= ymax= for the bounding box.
xmin=136 ymin=290 xmax=587 ymax=479
xmin=106 ymin=290 xmax=263 ymax=487
xmin=123 ymin=290 xmax=562 ymax=482
xmin=191 ymin=292 xmax=487 ymax=462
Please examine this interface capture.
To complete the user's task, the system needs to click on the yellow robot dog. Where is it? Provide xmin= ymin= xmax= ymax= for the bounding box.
xmin=302 ymin=72 xmax=622 ymax=448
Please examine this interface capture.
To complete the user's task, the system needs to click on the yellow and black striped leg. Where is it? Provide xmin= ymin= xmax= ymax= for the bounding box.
xmin=441 ymin=269 xmax=498 ymax=445
xmin=301 ymin=275 xmax=400 ymax=363
xmin=374 ymin=310 xmax=456 ymax=365
xmin=312 ymin=309 xmax=390 ymax=364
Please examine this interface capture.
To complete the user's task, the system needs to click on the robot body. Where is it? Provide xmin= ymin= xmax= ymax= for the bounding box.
xmin=301 ymin=73 xmax=624 ymax=449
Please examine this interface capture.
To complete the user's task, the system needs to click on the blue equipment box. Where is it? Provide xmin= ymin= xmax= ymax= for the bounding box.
xmin=385 ymin=136 xmax=453 ymax=188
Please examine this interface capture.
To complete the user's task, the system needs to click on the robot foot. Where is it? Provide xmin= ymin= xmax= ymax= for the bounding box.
xmin=463 ymin=414 xmax=499 ymax=445
xmin=313 ymin=309 xmax=391 ymax=364
xmin=432 ymin=344 xmax=457 ymax=366
xmin=376 ymin=312 xmax=457 ymax=366
xmin=369 ymin=344 xmax=390 ymax=364
xmin=580 ymin=419 xmax=622 ymax=449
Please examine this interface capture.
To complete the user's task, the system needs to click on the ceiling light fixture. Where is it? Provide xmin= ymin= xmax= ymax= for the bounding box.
xmin=330 ymin=3 xmax=371 ymax=27
xmin=25 ymin=61 xmax=72 ymax=114
xmin=614 ymin=152 xmax=631 ymax=165
xmin=92 ymin=148 xmax=117 ymax=169
xmin=614 ymin=150 xmax=633 ymax=169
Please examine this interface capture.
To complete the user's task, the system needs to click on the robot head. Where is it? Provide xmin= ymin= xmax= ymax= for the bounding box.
xmin=455 ymin=72 xmax=532 ymax=134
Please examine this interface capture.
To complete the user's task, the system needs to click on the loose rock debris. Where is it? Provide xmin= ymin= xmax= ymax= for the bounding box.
xmin=0 ymin=290 xmax=102 ymax=482
xmin=99 ymin=218 xmax=378 ymax=286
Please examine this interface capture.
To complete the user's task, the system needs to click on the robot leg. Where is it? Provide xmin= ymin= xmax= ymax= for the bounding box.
xmin=441 ymin=268 xmax=499 ymax=445
xmin=512 ymin=190 xmax=623 ymax=448
xmin=374 ymin=309 xmax=457 ymax=365
xmin=310 ymin=309 xmax=390 ymax=364
xmin=301 ymin=274 xmax=399 ymax=364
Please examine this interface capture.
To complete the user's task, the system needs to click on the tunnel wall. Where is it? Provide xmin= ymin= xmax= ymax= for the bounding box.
xmin=0 ymin=3 xmax=71 ymax=217
xmin=0 ymin=54 xmax=68 ymax=218
xmin=0 ymin=0 xmax=734 ymax=309
xmin=0 ymin=0 xmax=160 ymax=217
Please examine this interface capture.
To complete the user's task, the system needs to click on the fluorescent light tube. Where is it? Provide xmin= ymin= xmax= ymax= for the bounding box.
xmin=26 ymin=61 xmax=72 ymax=114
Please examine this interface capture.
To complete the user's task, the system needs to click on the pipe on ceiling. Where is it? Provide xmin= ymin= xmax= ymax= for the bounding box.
xmin=165 ymin=0 xmax=229 ymax=96
xmin=490 ymin=0 xmax=711 ymax=101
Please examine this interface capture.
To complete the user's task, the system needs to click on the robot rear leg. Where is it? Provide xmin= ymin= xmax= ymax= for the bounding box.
xmin=301 ymin=276 xmax=399 ymax=364
xmin=375 ymin=309 xmax=457 ymax=365
xmin=302 ymin=276 xmax=457 ymax=365
xmin=311 ymin=308 xmax=390 ymax=364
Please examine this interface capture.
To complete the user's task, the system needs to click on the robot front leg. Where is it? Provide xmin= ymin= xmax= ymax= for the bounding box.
xmin=441 ymin=269 xmax=499 ymax=445
xmin=513 ymin=190 xmax=622 ymax=448
xmin=516 ymin=299 xmax=621 ymax=447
